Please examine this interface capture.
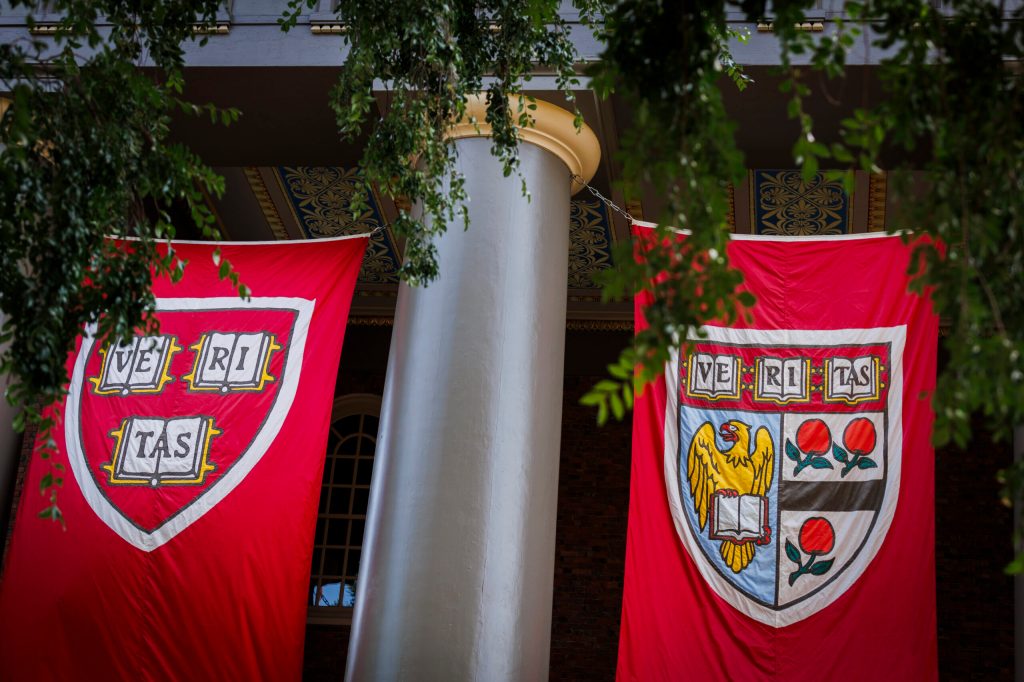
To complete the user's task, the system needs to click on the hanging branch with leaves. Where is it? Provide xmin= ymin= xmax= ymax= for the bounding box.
xmin=0 ymin=0 xmax=245 ymax=523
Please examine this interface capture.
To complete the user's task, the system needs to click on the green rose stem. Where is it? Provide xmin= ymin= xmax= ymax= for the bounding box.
xmin=788 ymin=552 xmax=819 ymax=586
xmin=790 ymin=419 xmax=835 ymax=477
xmin=787 ymin=518 xmax=836 ymax=585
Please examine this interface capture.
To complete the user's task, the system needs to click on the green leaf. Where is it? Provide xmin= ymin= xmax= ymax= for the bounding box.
xmin=785 ymin=440 xmax=801 ymax=462
xmin=809 ymin=558 xmax=834 ymax=575
xmin=39 ymin=472 xmax=53 ymax=493
xmin=1004 ymin=552 xmax=1024 ymax=575
xmin=579 ymin=392 xmax=604 ymax=407
xmin=832 ymin=443 xmax=848 ymax=463
xmin=801 ymin=155 xmax=819 ymax=181
xmin=857 ymin=458 xmax=878 ymax=470
xmin=785 ymin=539 xmax=800 ymax=563
xmin=608 ymin=363 xmax=630 ymax=380
xmin=609 ymin=392 xmax=625 ymax=420
xmin=809 ymin=457 xmax=834 ymax=470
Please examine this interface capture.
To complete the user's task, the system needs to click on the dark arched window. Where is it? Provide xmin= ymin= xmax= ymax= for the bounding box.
xmin=307 ymin=394 xmax=380 ymax=622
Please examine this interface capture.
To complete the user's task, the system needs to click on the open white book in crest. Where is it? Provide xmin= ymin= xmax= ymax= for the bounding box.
xmin=709 ymin=491 xmax=769 ymax=543
xmin=184 ymin=332 xmax=281 ymax=393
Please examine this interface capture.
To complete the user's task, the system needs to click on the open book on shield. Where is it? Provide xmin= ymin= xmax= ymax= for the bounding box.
xmin=708 ymin=491 xmax=769 ymax=543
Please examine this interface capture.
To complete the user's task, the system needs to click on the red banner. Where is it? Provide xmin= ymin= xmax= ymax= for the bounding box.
xmin=0 ymin=235 xmax=367 ymax=681
xmin=617 ymin=225 xmax=938 ymax=680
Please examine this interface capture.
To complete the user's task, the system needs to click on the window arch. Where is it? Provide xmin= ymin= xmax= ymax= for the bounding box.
xmin=307 ymin=393 xmax=381 ymax=621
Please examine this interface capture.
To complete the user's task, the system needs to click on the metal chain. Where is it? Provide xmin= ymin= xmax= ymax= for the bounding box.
xmin=570 ymin=173 xmax=636 ymax=224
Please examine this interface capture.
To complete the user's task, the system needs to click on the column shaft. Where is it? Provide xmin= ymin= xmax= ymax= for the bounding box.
xmin=347 ymin=139 xmax=570 ymax=681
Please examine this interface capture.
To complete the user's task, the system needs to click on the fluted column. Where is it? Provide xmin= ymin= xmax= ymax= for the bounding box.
xmin=346 ymin=97 xmax=599 ymax=681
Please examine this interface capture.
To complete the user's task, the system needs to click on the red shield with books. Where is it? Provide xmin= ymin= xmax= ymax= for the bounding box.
xmin=68 ymin=297 xmax=312 ymax=550
xmin=0 ymin=236 xmax=367 ymax=681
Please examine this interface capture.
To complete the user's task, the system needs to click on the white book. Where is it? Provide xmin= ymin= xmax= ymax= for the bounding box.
xmin=686 ymin=352 xmax=741 ymax=400
xmin=825 ymin=355 xmax=879 ymax=403
xmin=105 ymin=416 xmax=217 ymax=486
xmin=186 ymin=332 xmax=279 ymax=392
xmin=92 ymin=335 xmax=178 ymax=395
xmin=755 ymin=356 xmax=809 ymax=403
xmin=709 ymin=492 xmax=769 ymax=543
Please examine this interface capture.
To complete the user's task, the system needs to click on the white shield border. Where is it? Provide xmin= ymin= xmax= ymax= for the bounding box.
xmin=662 ymin=325 xmax=906 ymax=627
xmin=65 ymin=296 xmax=314 ymax=552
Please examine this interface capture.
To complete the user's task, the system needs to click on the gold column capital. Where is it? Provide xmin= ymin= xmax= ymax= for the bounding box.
xmin=448 ymin=94 xmax=600 ymax=194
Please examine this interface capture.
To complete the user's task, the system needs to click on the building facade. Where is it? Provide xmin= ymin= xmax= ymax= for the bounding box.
xmin=0 ymin=1 xmax=1017 ymax=679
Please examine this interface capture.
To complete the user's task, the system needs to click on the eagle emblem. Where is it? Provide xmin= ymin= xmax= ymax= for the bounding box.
xmin=686 ymin=420 xmax=775 ymax=573
xmin=668 ymin=326 xmax=903 ymax=627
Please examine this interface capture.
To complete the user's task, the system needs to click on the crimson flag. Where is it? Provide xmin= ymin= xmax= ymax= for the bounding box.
xmin=0 ymin=235 xmax=367 ymax=681
xmin=617 ymin=225 xmax=938 ymax=680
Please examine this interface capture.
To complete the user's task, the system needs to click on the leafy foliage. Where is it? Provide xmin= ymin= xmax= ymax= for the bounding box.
xmin=581 ymin=0 xmax=1024 ymax=568
xmin=282 ymin=0 xmax=601 ymax=285
xmin=587 ymin=1 xmax=754 ymax=401
xmin=0 ymin=0 xmax=242 ymax=523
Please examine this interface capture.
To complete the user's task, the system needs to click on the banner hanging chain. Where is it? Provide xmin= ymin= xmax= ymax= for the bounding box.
xmin=570 ymin=172 xmax=636 ymax=224
xmin=366 ymin=177 xmax=634 ymax=235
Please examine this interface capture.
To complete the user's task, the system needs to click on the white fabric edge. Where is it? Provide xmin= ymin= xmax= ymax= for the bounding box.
xmin=631 ymin=219 xmax=906 ymax=241
xmin=661 ymin=324 xmax=906 ymax=627
xmin=65 ymin=296 xmax=314 ymax=552
xmin=109 ymin=233 xmax=371 ymax=246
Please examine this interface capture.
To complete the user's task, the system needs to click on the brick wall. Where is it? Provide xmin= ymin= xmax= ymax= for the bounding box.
xmin=935 ymin=419 xmax=1014 ymax=680
xmin=549 ymin=375 xmax=631 ymax=681
xmin=303 ymin=624 xmax=351 ymax=682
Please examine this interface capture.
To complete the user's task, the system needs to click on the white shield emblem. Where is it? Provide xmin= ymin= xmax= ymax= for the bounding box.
xmin=65 ymin=297 xmax=313 ymax=552
xmin=664 ymin=326 xmax=905 ymax=626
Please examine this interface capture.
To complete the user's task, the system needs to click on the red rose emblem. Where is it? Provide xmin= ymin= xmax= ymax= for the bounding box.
xmin=798 ymin=517 xmax=835 ymax=555
xmin=843 ymin=417 xmax=876 ymax=455
xmin=796 ymin=419 xmax=831 ymax=455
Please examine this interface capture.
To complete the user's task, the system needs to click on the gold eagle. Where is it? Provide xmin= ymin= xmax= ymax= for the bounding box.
xmin=687 ymin=420 xmax=775 ymax=573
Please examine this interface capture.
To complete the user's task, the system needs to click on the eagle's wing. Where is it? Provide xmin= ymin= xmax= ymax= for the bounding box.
xmin=687 ymin=422 xmax=728 ymax=530
xmin=749 ymin=426 xmax=775 ymax=497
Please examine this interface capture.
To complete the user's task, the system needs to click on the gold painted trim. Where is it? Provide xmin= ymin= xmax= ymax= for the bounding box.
xmin=28 ymin=24 xmax=63 ymax=36
xmin=625 ymin=199 xmax=644 ymax=223
xmin=867 ymin=172 xmax=887 ymax=232
xmin=757 ymin=21 xmax=824 ymax=32
xmin=311 ymin=23 xmax=349 ymax=34
xmin=447 ymin=95 xmax=601 ymax=194
xmin=348 ymin=317 xmax=394 ymax=327
xmin=192 ymin=23 xmax=230 ymax=35
xmin=244 ymin=167 xmax=290 ymax=241
xmin=748 ymin=169 xmax=756 ymax=232
xmin=566 ymin=319 xmax=633 ymax=332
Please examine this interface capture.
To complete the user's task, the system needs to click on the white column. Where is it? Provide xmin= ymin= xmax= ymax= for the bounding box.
xmin=347 ymin=97 xmax=599 ymax=681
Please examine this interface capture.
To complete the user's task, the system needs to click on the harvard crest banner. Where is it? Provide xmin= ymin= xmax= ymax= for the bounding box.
xmin=0 ymin=235 xmax=367 ymax=681
xmin=617 ymin=224 xmax=938 ymax=680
